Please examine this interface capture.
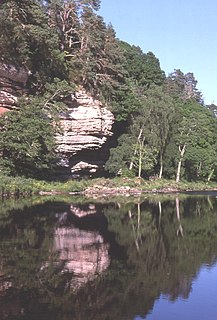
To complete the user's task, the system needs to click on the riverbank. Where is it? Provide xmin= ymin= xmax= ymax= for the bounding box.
xmin=1 ymin=175 xmax=217 ymax=198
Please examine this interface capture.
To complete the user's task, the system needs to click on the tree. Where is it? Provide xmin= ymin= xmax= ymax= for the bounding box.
xmin=171 ymin=101 xmax=217 ymax=182
xmin=185 ymin=144 xmax=217 ymax=181
xmin=106 ymin=85 xmax=176 ymax=178
xmin=139 ymin=85 xmax=175 ymax=178
xmin=165 ymin=69 xmax=203 ymax=104
xmin=142 ymin=51 xmax=166 ymax=88
xmin=0 ymin=104 xmax=57 ymax=177
xmin=126 ymin=85 xmax=175 ymax=178
xmin=0 ymin=0 xmax=66 ymax=92
xmin=105 ymin=132 xmax=157 ymax=178
xmin=129 ymin=129 xmax=157 ymax=178
xmin=184 ymin=72 xmax=203 ymax=104
xmin=206 ymin=103 xmax=217 ymax=117
xmin=119 ymin=42 xmax=165 ymax=90
xmin=184 ymin=107 xmax=217 ymax=181
xmin=0 ymin=79 xmax=74 ymax=177
xmin=175 ymin=115 xmax=195 ymax=183
xmin=104 ymin=136 xmax=133 ymax=176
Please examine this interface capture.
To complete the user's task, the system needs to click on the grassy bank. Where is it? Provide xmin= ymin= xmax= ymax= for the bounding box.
xmin=0 ymin=175 xmax=88 ymax=197
xmin=1 ymin=175 xmax=217 ymax=198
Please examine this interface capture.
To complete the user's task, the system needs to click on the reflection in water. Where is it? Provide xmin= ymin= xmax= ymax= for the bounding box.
xmin=128 ymin=203 xmax=142 ymax=252
xmin=143 ymin=261 xmax=217 ymax=320
xmin=53 ymin=227 xmax=110 ymax=288
xmin=70 ymin=203 xmax=97 ymax=217
xmin=0 ymin=200 xmax=112 ymax=319
xmin=0 ymin=193 xmax=217 ymax=319
xmin=176 ymin=196 xmax=184 ymax=237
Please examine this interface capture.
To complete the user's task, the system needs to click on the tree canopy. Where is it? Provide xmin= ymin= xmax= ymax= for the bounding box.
xmin=0 ymin=0 xmax=216 ymax=182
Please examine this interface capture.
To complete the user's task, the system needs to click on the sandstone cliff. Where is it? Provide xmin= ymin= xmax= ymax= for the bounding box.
xmin=0 ymin=63 xmax=29 ymax=114
xmin=0 ymin=64 xmax=115 ymax=176
xmin=56 ymin=90 xmax=114 ymax=175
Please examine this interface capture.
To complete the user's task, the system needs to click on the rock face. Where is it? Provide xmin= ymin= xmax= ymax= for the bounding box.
xmin=0 ymin=63 xmax=29 ymax=114
xmin=56 ymin=90 xmax=115 ymax=176
xmin=0 ymin=64 xmax=115 ymax=176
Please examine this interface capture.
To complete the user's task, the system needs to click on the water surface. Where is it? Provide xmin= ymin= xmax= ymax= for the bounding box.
xmin=0 ymin=193 xmax=217 ymax=319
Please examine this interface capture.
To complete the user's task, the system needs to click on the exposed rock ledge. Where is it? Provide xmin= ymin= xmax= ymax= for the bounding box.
xmin=56 ymin=91 xmax=114 ymax=154
xmin=56 ymin=90 xmax=115 ymax=175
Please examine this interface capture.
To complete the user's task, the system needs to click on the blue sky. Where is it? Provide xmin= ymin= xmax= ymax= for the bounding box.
xmin=99 ymin=0 xmax=217 ymax=105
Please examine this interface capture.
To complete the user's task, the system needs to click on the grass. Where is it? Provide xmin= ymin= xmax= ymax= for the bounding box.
xmin=0 ymin=174 xmax=217 ymax=198
xmin=0 ymin=175 xmax=89 ymax=197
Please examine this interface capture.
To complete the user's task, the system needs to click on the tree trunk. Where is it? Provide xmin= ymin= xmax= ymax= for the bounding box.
xmin=159 ymin=153 xmax=163 ymax=179
xmin=176 ymin=197 xmax=183 ymax=237
xmin=207 ymin=168 xmax=214 ymax=182
xmin=128 ymin=210 xmax=140 ymax=252
xmin=129 ymin=128 xmax=143 ymax=170
xmin=138 ymin=145 xmax=142 ymax=178
xmin=176 ymin=144 xmax=186 ymax=183
xmin=176 ymin=159 xmax=182 ymax=183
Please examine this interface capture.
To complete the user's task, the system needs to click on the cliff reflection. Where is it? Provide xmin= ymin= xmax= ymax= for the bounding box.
xmin=0 ymin=194 xmax=217 ymax=320
xmin=0 ymin=200 xmax=112 ymax=319
xmin=53 ymin=226 xmax=110 ymax=288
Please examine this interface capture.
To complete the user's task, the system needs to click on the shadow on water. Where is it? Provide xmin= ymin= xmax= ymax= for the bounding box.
xmin=0 ymin=193 xmax=217 ymax=319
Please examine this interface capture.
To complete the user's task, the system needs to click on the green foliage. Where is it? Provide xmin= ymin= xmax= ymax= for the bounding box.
xmin=106 ymin=85 xmax=176 ymax=178
xmin=109 ymin=42 xmax=166 ymax=121
xmin=0 ymin=105 xmax=57 ymax=177
xmin=110 ymin=81 xmax=142 ymax=121
xmin=206 ymin=103 xmax=217 ymax=117
xmin=0 ymin=0 xmax=66 ymax=91
xmin=0 ymin=174 xmax=35 ymax=197
xmin=0 ymin=0 xmax=216 ymax=183
xmin=166 ymin=100 xmax=217 ymax=181
xmin=44 ymin=0 xmax=126 ymax=104
xmin=37 ymin=77 xmax=75 ymax=117
xmin=165 ymin=69 xmax=203 ymax=104
xmin=0 ymin=174 xmax=89 ymax=197
xmin=105 ymin=135 xmax=134 ymax=175
xmin=0 ymin=78 xmax=74 ymax=178
xmin=131 ymin=143 xmax=158 ymax=178
xmin=119 ymin=41 xmax=165 ymax=89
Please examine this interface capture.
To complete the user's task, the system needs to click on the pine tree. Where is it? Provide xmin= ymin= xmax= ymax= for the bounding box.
xmin=119 ymin=42 xmax=165 ymax=90
xmin=0 ymin=0 xmax=66 ymax=92
xmin=165 ymin=69 xmax=203 ymax=104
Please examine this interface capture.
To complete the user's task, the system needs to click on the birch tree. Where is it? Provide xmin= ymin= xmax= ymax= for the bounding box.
xmin=174 ymin=101 xmax=217 ymax=182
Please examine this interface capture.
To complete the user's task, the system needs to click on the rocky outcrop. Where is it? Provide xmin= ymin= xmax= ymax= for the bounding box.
xmin=0 ymin=63 xmax=29 ymax=114
xmin=56 ymin=91 xmax=114 ymax=154
xmin=0 ymin=64 xmax=115 ymax=176
xmin=56 ymin=90 xmax=115 ymax=175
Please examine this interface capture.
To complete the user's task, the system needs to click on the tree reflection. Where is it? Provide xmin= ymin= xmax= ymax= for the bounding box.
xmin=128 ymin=202 xmax=142 ymax=252
xmin=0 ymin=194 xmax=217 ymax=319
xmin=176 ymin=196 xmax=184 ymax=237
xmin=99 ymin=194 xmax=217 ymax=318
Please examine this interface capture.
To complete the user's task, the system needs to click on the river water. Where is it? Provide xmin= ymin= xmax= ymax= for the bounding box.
xmin=0 ymin=192 xmax=217 ymax=320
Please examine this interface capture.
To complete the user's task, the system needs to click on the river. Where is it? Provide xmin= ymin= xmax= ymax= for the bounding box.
xmin=0 ymin=192 xmax=217 ymax=320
